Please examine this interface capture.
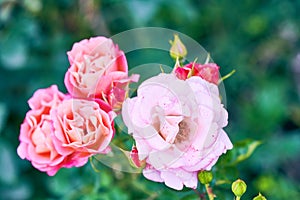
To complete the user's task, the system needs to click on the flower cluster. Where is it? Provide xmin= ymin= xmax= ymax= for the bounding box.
xmin=17 ymin=37 xmax=137 ymax=175
xmin=17 ymin=35 xmax=232 ymax=190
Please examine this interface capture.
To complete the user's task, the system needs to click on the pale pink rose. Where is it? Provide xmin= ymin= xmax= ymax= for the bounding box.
xmin=122 ymin=73 xmax=232 ymax=190
xmin=174 ymin=62 xmax=220 ymax=84
xmin=17 ymin=85 xmax=67 ymax=176
xmin=64 ymin=36 xmax=137 ymax=110
xmin=51 ymin=98 xmax=115 ymax=167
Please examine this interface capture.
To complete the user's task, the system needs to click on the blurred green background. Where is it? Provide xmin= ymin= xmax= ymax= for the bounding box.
xmin=0 ymin=0 xmax=300 ymax=199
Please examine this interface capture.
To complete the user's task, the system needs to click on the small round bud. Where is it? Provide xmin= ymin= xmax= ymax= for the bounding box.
xmin=198 ymin=170 xmax=213 ymax=184
xmin=231 ymin=179 xmax=247 ymax=197
xmin=169 ymin=34 xmax=187 ymax=60
xmin=253 ymin=193 xmax=267 ymax=200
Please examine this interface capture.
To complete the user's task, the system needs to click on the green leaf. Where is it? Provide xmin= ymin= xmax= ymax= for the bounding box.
xmin=219 ymin=139 xmax=262 ymax=167
xmin=233 ymin=140 xmax=262 ymax=165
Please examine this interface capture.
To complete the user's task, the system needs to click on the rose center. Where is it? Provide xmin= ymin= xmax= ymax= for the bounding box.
xmin=157 ymin=118 xmax=191 ymax=145
xmin=174 ymin=120 xmax=190 ymax=144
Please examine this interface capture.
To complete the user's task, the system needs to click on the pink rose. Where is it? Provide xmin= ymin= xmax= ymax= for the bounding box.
xmin=64 ymin=36 xmax=137 ymax=110
xmin=122 ymin=73 xmax=232 ymax=190
xmin=17 ymin=85 xmax=115 ymax=176
xmin=17 ymin=85 xmax=67 ymax=176
xmin=174 ymin=62 xmax=220 ymax=84
xmin=51 ymin=98 xmax=115 ymax=168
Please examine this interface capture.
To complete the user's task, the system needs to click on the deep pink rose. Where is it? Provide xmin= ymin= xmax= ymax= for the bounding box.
xmin=51 ymin=98 xmax=115 ymax=168
xmin=17 ymin=85 xmax=67 ymax=176
xmin=122 ymin=73 xmax=232 ymax=190
xmin=174 ymin=62 xmax=220 ymax=84
xmin=64 ymin=36 xmax=137 ymax=110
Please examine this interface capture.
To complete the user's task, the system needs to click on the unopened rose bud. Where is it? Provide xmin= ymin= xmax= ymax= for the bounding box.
xmin=197 ymin=63 xmax=220 ymax=85
xmin=174 ymin=62 xmax=220 ymax=84
xmin=130 ymin=146 xmax=145 ymax=168
xmin=169 ymin=34 xmax=187 ymax=60
xmin=253 ymin=193 xmax=267 ymax=200
xmin=198 ymin=170 xmax=213 ymax=184
xmin=232 ymin=179 xmax=247 ymax=197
